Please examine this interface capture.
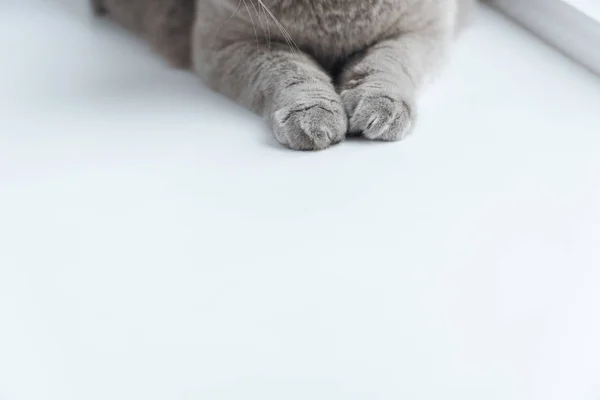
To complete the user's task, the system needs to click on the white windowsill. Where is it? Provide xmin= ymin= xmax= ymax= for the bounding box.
xmin=490 ymin=0 xmax=600 ymax=76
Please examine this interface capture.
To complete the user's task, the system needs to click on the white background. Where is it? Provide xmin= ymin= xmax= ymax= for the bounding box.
xmin=1 ymin=1 xmax=600 ymax=400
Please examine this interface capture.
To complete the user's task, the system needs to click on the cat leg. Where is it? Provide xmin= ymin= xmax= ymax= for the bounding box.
xmin=144 ymin=0 xmax=195 ymax=69
xmin=194 ymin=41 xmax=347 ymax=150
xmin=338 ymin=9 xmax=452 ymax=141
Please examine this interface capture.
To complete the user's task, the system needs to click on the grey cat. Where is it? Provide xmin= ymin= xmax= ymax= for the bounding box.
xmin=94 ymin=0 xmax=476 ymax=150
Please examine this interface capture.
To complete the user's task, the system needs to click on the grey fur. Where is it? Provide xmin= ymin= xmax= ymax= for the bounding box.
xmin=95 ymin=0 xmax=476 ymax=150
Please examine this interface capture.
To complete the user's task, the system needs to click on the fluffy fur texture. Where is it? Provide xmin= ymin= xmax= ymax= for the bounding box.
xmin=95 ymin=0 xmax=476 ymax=150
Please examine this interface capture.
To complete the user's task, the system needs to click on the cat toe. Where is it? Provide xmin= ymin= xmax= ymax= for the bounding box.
xmin=272 ymin=99 xmax=347 ymax=151
xmin=342 ymin=90 xmax=414 ymax=142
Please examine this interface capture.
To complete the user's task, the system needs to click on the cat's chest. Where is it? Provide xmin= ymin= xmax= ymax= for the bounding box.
xmin=267 ymin=0 xmax=402 ymax=65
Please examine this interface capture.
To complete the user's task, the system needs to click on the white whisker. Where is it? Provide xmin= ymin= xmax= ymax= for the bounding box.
xmin=241 ymin=0 xmax=260 ymax=51
xmin=248 ymin=0 xmax=266 ymax=44
xmin=216 ymin=0 xmax=243 ymax=32
xmin=256 ymin=0 xmax=300 ymax=53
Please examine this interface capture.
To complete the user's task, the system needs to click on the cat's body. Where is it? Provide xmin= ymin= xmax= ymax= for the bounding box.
xmin=96 ymin=0 xmax=476 ymax=150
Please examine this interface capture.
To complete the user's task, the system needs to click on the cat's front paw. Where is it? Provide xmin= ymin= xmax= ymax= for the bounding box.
xmin=341 ymin=89 xmax=414 ymax=142
xmin=271 ymin=98 xmax=347 ymax=151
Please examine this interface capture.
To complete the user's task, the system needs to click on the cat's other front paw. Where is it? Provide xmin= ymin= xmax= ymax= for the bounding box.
xmin=271 ymin=98 xmax=347 ymax=151
xmin=341 ymin=89 xmax=414 ymax=142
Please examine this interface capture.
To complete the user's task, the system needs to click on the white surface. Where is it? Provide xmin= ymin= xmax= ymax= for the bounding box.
xmin=1 ymin=2 xmax=600 ymax=400
xmin=491 ymin=0 xmax=600 ymax=76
